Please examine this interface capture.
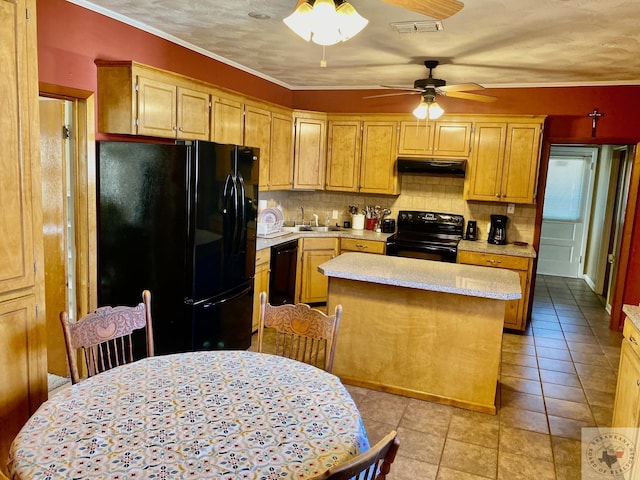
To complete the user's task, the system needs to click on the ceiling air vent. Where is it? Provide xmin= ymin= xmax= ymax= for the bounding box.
xmin=391 ymin=20 xmax=444 ymax=34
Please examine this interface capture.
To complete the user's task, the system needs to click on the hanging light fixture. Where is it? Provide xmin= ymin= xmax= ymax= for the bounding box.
xmin=413 ymin=91 xmax=445 ymax=120
xmin=283 ymin=0 xmax=369 ymax=46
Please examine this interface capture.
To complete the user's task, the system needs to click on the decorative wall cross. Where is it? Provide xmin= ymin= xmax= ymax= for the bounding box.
xmin=587 ymin=108 xmax=604 ymax=137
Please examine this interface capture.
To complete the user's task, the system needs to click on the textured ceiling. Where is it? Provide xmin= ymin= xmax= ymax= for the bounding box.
xmin=72 ymin=0 xmax=640 ymax=90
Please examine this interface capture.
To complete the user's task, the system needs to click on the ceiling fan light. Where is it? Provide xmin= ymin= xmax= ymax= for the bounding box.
xmin=283 ymin=1 xmax=313 ymax=41
xmin=284 ymin=0 xmax=368 ymax=45
xmin=336 ymin=2 xmax=369 ymax=41
xmin=428 ymin=101 xmax=445 ymax=119
xmin=413 ymin=100 xmax=428 ymax=119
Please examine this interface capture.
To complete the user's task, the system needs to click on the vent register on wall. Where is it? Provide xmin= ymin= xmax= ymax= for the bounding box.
xmin=97 ymin=141 xmax=259 ymax=354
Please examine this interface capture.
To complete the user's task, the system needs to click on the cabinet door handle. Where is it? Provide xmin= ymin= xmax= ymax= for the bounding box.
xmin=630 ymin=336 xmax=638 ymax=346
xmin=355 ymin=244 xmax=368 ymax=249
xmin=636 ymin=380 xmax=640 ymax=387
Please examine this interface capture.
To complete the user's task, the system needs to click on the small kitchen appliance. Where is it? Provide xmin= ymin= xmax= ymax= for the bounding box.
xmin=382 ymin=218 xmax=396 ymax=233
xmin=465 ymin=220 xmax=477 ymax=241
xmin=488 ymin=215 xmax=508 ymax=245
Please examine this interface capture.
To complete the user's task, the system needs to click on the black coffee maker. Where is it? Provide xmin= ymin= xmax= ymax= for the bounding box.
xmin=488 ymin=215 xmax=508 ymax=245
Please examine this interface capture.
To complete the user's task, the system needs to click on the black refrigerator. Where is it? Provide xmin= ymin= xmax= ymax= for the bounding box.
xmin=97 ymin=140 xmax=259 ymax=354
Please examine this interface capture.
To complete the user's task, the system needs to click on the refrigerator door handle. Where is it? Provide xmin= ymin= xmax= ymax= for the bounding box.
xmin=201 ymin=283 xmax=252 ymax=309
xmin=231 ymin=175 xmax=241 ymax=255
xmin=222 ymin=173 xmax=236 ymax=255
xmin=237 ymin=172 xmax=247 ymax=250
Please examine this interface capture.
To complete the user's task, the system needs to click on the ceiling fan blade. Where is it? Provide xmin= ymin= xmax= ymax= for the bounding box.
xmin=442 ymin=91 xmax=497 ymax=102
xmin=381 ymin=85 xmax=423 ymax=91
xmin=439 ymin=83 xmax=485 ymax=92
xmin=364 ymin=91 xmax=422 ymax=99
xmin=380 ymin=0 xmax=464 ymax=19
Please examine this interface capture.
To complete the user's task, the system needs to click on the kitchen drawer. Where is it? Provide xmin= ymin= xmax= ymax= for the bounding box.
xmin=624 ymin=319 xmax=640 ymax=358
xmin=301 ymin=237 xmax=337 ymax=250
xmin=340 ymin=238 xmax=385 ymax=254
xmin=256 ymin=248 xmax=270 ymax=266
xmin=458 ymin=251 xmax=529 ymax=271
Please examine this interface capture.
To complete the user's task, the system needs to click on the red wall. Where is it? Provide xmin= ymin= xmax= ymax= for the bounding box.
xmin=36 ymin=0 xmax=640 ymax=315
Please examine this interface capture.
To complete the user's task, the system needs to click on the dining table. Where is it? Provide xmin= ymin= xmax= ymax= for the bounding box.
xmin=8 ymin=350 xmax=370 ymax=479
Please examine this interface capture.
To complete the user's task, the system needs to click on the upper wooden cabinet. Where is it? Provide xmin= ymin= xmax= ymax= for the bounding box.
xmin=96 ymin=61 xmax=210 ymax=140
xmin=244 ymin=104 xmax=271 ymax=189
xmin=293 ymin=111 xmax=327 ymax=190
xmin=398 ymin=119 xmax=472 ymax=158
xmin=268 ymin=112 xmax=294 ymax=190
xmin=326 ymin=116 xmax=399 ymax=195
xmin=211 ymin=93 xmax=244 ymax=145
xmin=464 ymin=117 xmax=545 ymax=204
xmin=1 ymin=0 xmax=47 ymax=471
xmin=245 ymin=106 xmax=294 ymax=191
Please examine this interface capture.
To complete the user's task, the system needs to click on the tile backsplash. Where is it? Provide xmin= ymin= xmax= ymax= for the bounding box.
xmin=261 ymin=174 xmax=536 ymax=245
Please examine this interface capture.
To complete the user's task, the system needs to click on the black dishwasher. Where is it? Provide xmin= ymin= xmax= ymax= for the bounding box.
xmin=269 ymin=239 xmax=298 ymax=305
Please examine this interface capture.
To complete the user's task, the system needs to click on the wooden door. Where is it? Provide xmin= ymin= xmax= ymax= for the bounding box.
xmin=501 ymin=122 xmax=543 ymax=204
xmin=268 ymin=112 xmax=293 ymax=190
xmin=136 ymin=75 xmax=177 ymax=138
xmin=300 ymin=249 xmax=334 ymax=303
xmin=464 ymin=122 xmax=507 ymax=201
xmin=39 ymin=98 xmax=69 ymax=376
xmin=244 ymin=105 xmax=271 ymax=190
xmin=293 ymin=115 xmax=326 ymax=190
xmin=176 ymin=87 xmax=210 ymax=140
xmin=211 ymin=96 xmax=244 ymax=145
xmin=398 ymin=121 xmax=434 ymax=155
xmin=503 ymin=269 xmax=528 ymax=330
xmin=613 ymin=340 xmax=640 ymax=428
xmin=325 ymin=119 xmax=361 ymax=192
xmin=359 ymin=121 xmax=398 ymax=194
xmin=0 ymin=0 xmax=34 ymax=296
xmin=432 ymin=121 xmax=472 ymax=157
xmin=0 ymin=295 xmax=38 ymax=475
xmin=252 ymin=250 xmax=270 ymax=332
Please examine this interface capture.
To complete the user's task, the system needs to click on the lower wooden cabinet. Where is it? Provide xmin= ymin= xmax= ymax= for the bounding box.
xmin=340 ymin=238 xmax=385 ymax=254
xmin=252 ymin=248 xmax=271 ymax=332
xmin=297 ymin=238 xmax=338 ymax=304
xmin=457 ymin=251 xmax=532 ymax=331
xmin=613 ymin=318 xmax=640 ymax=429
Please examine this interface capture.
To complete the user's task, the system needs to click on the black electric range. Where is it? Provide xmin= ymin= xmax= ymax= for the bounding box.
xmin=385 ymin=210 xmax=464 ymax=263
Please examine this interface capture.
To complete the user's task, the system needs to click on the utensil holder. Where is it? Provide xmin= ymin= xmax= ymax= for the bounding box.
xmin=351 ymin=214 xmax=365 ymax=230
xmin=365 ymin=217 xmax=377 ymax=230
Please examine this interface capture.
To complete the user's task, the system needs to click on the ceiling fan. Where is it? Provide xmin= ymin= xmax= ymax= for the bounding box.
xmin=366 ymin=60 xmax=497 ymax=119
xmin=380 ymin=0 xmax=464 ymax=20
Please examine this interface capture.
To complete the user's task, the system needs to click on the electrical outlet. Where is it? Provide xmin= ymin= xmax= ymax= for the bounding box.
xmin=507 ymin=203 xmax=515 ymax=214
xmin=332 ymin=210 xmax=339 ymax=219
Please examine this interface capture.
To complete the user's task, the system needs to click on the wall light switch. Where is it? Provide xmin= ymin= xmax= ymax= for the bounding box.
xmin=332 ymin=210 xmax=339 ymax=219
xmin=507 ymin=203 xmax=515 ymax=214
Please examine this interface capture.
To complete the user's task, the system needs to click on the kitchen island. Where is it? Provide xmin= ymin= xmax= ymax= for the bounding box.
xmin=319 ymin=253 xmax=522 ymax=414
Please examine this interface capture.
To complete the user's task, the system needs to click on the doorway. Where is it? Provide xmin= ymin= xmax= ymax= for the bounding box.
xmin=39 ymin=97 xmax=76 ymax=376
xmin=537 ymin=144 xmax=633 ymax=312
xmin=39 ymin=89 xmax=97 ymax=379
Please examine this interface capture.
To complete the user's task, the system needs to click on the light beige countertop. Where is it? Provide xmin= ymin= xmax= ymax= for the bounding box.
xmin=459 ymin=240 xmax=537 ymax=258
xmin=319 ymin=252 xmax=522 ymax=300
xmin=256 ymin=229 xmax=393 ymax=250
xmin=623 ymin=304 xmax=640 ymax=333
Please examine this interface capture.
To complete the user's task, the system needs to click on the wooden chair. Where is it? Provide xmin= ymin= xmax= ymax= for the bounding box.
xmin=257 ymin=292 xmax=342 ymax=372
xmin=313 ymin=430 xmax=400 ymax=480
xmin=60 ymin=290 xmax=154 ymax=384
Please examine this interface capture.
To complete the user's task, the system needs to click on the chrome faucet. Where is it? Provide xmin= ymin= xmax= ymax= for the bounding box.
xmin=298 ymin=206 xmax=305 ymax=226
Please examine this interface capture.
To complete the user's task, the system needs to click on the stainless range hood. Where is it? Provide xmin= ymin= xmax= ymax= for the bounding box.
xmin=396 ymin=158 xmax=466 ymax=177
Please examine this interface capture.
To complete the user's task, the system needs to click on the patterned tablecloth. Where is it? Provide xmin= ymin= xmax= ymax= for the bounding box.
xmin=8 ymin=351 xmax=370 ymax=479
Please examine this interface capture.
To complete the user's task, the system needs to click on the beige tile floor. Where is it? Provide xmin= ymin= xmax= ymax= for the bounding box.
xmin=338 ymin=275 xmax=623 ymax=480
